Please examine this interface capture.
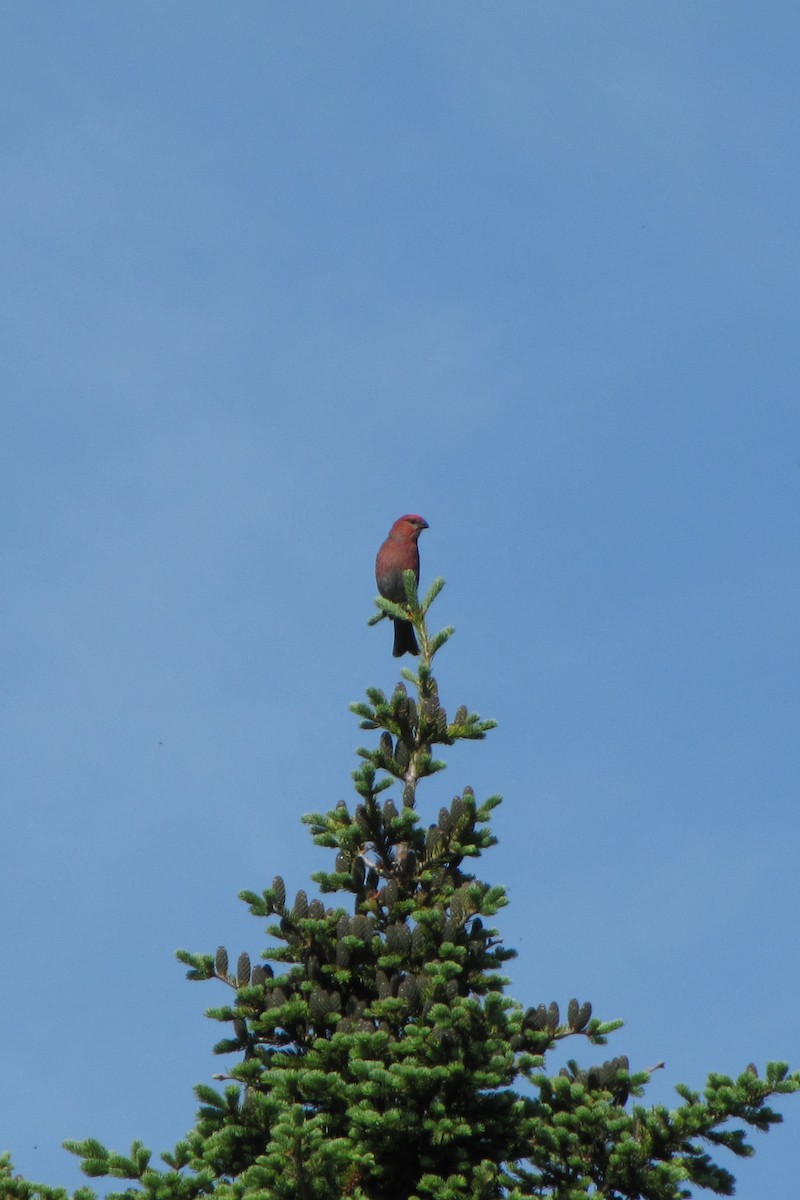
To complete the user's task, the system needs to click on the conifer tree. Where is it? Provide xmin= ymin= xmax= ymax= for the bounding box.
xmin=3 ymin=576 xmax=797 ymax=1199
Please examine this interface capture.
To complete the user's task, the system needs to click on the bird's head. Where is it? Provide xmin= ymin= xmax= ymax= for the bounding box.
xmin=390 ymin=514 xmax=429 ymax=540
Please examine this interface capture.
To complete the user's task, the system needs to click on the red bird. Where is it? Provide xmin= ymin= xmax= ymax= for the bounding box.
xmin=375 ymin=514 xmax=429 ymax=656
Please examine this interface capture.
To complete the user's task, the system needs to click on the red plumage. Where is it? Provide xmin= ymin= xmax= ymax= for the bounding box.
xmin=375 ymin=514 xmax=429 ymax=656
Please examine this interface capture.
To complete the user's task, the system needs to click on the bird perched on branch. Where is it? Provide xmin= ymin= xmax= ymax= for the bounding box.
xmin=375 ymin=514 xmax=429 ymax=656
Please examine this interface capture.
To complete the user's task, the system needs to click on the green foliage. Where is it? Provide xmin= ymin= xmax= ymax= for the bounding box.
xmin=4 ymin=580 xmax=798 ymax=1199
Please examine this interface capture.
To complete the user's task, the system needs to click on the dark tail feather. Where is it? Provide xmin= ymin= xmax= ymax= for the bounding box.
xmin=392 ymin=618 xmax=419 ymax=657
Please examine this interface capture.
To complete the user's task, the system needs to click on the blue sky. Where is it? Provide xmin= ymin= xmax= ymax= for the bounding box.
xmin=1 ymin=4 xmax=798 ymax=1196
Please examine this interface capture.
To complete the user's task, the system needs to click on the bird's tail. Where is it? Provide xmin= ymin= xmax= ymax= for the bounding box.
xmin=392 ymin=617 xmax=419 ymax=657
